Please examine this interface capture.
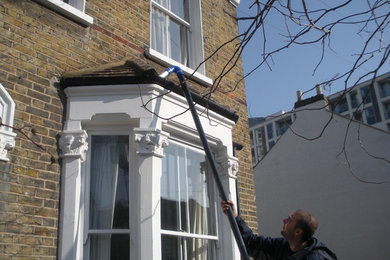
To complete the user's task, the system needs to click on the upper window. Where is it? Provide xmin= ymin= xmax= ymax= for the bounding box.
xmin=276 ymin=118 xmax=291 ymax=136
xmin=379 ymin=81 xmax=390 ymax=98
xmin=364 ymin=106 xmax=377 ymax=125
xmin=33 ymin=0 xmax=93 ymax=26
xmin=360 ymin=86 xmax=373 ymax=104
xmin=350 ymin=91 xmax=359 ymax=108
xmin=150 ymin=0 xmax=211 ymax=85
xmin=152 ymin=0 xmax=191 ymax=68
xmin=383 ymin=102 xmax=390 ymax=120
xmin=255 ymin=127 xmax=264 ymax=144
xmin=266 ymin=123 xmax=273 ymax=139
xmin=332 ymin=97 xmax=349 ymax=114
xmin=161 ymin=141 xmax=218 ymax=259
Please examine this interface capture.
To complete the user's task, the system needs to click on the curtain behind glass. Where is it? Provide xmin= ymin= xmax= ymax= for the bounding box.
xmin=152 ymin=6 xmax=168 ymax=58
xmin=161 ymin=144 xmax=214 ymax=259
xmin=89 ymin=136 xmax=129 ymax=260
xmin=151 ymin=0 xmax=189 ymax=66
xmin=161 ymin=144 xmax=186 ymax=232
xmin=187 ymin=150 xmax=211 ymax=259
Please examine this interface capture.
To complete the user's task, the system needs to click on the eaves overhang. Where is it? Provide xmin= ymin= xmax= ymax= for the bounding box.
xmin=60 ymin=58 xmax=239 ymax=123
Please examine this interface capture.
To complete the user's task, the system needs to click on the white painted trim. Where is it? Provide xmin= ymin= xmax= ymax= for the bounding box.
xmin=0 ymin=84 xmax=15 ymax=130
xmin=33 ymin=0 xmax=93 ymax=26
xmin=148 ymin=48 xmax=213 ymax=86
xmin=161 ymin=229 xmax=218 ymax=240
xmin=0 ymin=83 xmax=16 ymax=161
xmin=230 ymin=0 xmax=240 ymax=7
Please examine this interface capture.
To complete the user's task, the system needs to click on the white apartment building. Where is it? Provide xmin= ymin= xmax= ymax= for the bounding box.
xmin=249 ymin=71 xmax=390 ymax=165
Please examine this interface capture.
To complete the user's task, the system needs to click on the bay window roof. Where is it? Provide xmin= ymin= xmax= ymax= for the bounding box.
xmin=60 ymin=57 xmax=239 ymax=123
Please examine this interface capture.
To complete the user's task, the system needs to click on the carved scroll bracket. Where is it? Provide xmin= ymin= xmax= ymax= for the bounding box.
xmin=134 ymin=128 xmax=169 ymax=158
xmin=59 ymin=130 xmax=88 ymax=161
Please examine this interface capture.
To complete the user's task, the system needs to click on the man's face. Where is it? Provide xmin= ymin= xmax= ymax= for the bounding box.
xmin=281 ymin=212 xmax=299 ymax=240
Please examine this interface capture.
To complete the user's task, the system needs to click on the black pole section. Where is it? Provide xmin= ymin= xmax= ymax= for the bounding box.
xmin=160 ymin=66 xmax=249 ymax=260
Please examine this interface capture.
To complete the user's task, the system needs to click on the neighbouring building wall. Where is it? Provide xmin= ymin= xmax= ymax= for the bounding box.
xmin=0 ymin=0 xmax=256 ymax=259
xmin=250 ymin=72 xmax=390 ymax=167
xmin=254 ymin=99 xmax=390 ymax=260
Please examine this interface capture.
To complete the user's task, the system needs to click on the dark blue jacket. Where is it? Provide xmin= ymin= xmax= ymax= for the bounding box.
xmin=236 ymin=216 xmax=337 ymax=260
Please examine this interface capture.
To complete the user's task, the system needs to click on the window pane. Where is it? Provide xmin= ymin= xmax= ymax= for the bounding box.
xmin=162 ymin=235 xmax=182 ymax=260
xmin=360 ymin=86 xmax=372 ymax=104
xmin=350 ymin=92 xmax=359 ymax=108
xmin=188 ymin=237 xmax=216 ymax=259
xmin=333 ymin=98 xmax=348 ymax=113
xmin=151 ymin=8 xmax=168 ymax=56
xmin=380 ymin=82 xmax=390 ymax=98
xmin=89 ymin=135 xmax=129 ymax=230
xmin=187 ymin=149 xmax=214 ymax=235
xmin=162 ymin=144 xmax=215 ymax=235
xmin=266 ymin=123 xmax=273 ymax=139
xmin=161 ymin=145 xmax=187 ymax=231
xmin=89 ymin=234 xmax=130 ymax=260
xmin=364 ymin=106 xmax=377 ymax=124
xmin=168 ymin=19 xmax=188 ymax=65
xmin=154 ymin=0 xmax=188 ymax=21
xmin=383 ymin=102 xmax=390 ymax=119
xmin=161 ymin=235 xmax=216 ymax=260
xmin=161 ymin=142 xmax=217 ymax=259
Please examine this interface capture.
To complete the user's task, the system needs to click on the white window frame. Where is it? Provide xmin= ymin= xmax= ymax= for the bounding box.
xmin=58 ymin=83 xmax=239 ymax=260
xmin=149 ymin=0 xmax=212 ymax=86
xmin=0 ymin=83 xmax=16 ymax=162
xmin=82 ymin=131 xmax=133 ymax=260
xmin=33 ymin=0 xmax=93 ymax=26
xmin=230 ymin=0 xmax=240 ymax=7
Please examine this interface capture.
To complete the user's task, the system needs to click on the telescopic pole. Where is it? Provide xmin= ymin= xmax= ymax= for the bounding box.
xmin=160 ymin=66 xmax=250 ymax=260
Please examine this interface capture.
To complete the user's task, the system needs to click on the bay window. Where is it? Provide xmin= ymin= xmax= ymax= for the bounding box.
xmin=59 ymin=77 xmax=239 ymax=259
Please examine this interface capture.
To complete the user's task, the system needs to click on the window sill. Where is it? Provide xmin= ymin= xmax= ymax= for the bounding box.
xmin=230 ymin=0 xmax=240 ymax=7
xmin=33 ymin=0 xmax=93 ymax=27
xmin=146 ymin=48 xmax=213 ymax=87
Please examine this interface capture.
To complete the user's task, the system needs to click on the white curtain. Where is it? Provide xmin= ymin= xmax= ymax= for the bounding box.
xmin=152 ymin=0 xmax=189 ymax=65
xmin=161 ymin=145 xmax=212 ymax=259
xmin=90 ymin=137 xmax=121 ymax=260
xmin=188 ymin=152 xmax=209 ymax=260
xmin=152 ymin=0 xmax=170 ymax=57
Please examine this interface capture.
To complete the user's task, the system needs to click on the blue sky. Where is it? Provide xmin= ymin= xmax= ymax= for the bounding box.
xmin=236 ymin=1 xmax=390 ymax=118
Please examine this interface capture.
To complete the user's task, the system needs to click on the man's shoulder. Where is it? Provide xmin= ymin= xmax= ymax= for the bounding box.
xmin=307 ymin=248 xmax=337 ymax=260
xmin=307 ymin=238 xmax=337 ymax=260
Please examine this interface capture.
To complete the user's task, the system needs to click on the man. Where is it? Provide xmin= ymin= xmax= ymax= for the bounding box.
xmin=221 ymin=201 xmax=337 ymax=260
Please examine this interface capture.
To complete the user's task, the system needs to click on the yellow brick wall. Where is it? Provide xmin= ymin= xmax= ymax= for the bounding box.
xmin=0 ymin=0 xmax=257 ymax=258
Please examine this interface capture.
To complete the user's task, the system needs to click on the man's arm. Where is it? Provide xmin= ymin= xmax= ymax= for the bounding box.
xmin=220 ymin=201 xmax=287 ymax=258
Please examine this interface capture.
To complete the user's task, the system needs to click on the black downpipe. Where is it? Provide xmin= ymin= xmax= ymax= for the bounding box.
xmin=160 ymin=66 xmax=250 ymax=260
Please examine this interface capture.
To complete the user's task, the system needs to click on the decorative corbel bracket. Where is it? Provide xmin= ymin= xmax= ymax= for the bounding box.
xmin=0 ymin=129 xmax=16 ymax=162
xmin=59 ymin=130 xmax=88 ymax=161
xmin=134 ymin=128 xmax=169 ymax=158
xmin=216 ymin=155 xmax=239 ymax=179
